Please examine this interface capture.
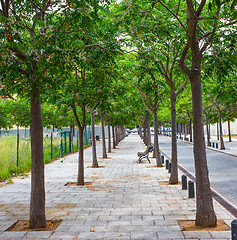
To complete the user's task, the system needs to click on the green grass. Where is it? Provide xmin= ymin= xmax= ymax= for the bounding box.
xmin=0 ymin=134 xmax=88 ymax=182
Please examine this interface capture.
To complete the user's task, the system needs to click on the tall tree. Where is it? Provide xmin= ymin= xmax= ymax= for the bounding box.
xmin=0 ymin=0 xmax=69 ymax=228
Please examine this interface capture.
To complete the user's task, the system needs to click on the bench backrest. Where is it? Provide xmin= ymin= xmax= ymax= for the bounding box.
xmin=143 ymin=145 xmax=153 ymax=154
xmin=148 ymin=144 xmax=153 ymax=152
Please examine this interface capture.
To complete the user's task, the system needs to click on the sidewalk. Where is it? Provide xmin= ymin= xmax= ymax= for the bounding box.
xmin=0 ymin=134 xmax=234 ymax=239
xmin=177 ymin=134 xmax=237 ymax=157
xmin=208 ymin=136 xmax=237 ymax=157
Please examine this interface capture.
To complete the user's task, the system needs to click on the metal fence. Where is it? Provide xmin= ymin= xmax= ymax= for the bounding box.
xmin=0 ymin=128 xmax=92 ymax=168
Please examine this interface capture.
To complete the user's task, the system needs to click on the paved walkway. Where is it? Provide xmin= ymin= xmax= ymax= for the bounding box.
xmin=178 ymin=134 xmax=237 ymax=157
xmin=0 ymin=134 xmax=235 ymax=239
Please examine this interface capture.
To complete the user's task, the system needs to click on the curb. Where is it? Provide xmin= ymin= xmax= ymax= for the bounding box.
xmin=159 ymin=148 xmax=237 ymax=219
xmin=173 ymin=135 xmax=237 ymax=158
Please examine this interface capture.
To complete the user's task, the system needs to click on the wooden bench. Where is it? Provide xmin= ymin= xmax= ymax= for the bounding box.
xmin=137 ymin=144 xmax=153 ymax=163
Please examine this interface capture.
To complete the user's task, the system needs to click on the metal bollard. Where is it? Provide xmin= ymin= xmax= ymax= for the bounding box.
xmin=232 ymin=219 xmax=237 ymax=240
xmin=209 ymin=142 xmax=211 ymax=147
xmin=161 ymin=155 xmax=164 ymax=164
xmin=188 ymin=181 xmax=195 ymax=198
xmin=165 ymin=160 xmax=169 ymax=169
xmin=182 ymin=175 xmax=187 ymax=190
xmin=216 ymin=143 xmax=219 ymax=149
xmin=212 ymin=142 xmax=215 ymax=148
xmin=168 ymin=162 xmax=171 ymax=173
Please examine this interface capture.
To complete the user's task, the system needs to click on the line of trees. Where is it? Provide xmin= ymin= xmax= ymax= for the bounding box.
xmin=1 ymin=0 xmax=236 ymax=229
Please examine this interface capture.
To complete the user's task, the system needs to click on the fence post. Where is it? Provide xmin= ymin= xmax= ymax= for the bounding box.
xmin=64 ymin=132 xmax=67 ymax=155
xmin=86 ymin=130 xmax=89 ymax=145
xmin=71 ymin=132 xmax=73 ymax=151
xmin=16 ymin=133 xmax=19 ymax=167
xmin=69 ymin=131 xmax=72 ymax=153
xmin=60 ymin=135 xmax=63 ymax=157
xmin=51 ymin=132 xmax=53 ymax=161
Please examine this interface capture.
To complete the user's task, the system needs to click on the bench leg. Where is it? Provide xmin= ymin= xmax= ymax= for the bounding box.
xmin=147 ymin=156 xmax=151 ymax=163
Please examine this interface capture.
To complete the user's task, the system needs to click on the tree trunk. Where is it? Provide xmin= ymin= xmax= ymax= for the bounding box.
xmin=184 ymin=124 xmax=187 ymax=139
xmin=72 ymin=124 xmax=75 ymax=136
xmin=228 ymin=119 xmax=232 ymax=142
xmin=189 ymin=120 xmax=193 ymax=142
xmin=143 ymin=122 xmax=147 ymax=145
xmin=29 ymin=87 xmax=46 ymax=229
xmin=205 ymin=113 xmax=210 ymax=147
xmin=90 ymin=110 xmax=98 ymax=168
xmin=101 ymin=113 xmax=107 ymax=158
xmin=138 ymin=124 xmax=142 ymax=138
xmin=112 ymin=125 xmax=116 ymax=149
xmin=219 ymin=112 xmax=225 ymax=149
xmin=217 ymin=122 xmax=219 ymax=140
xmin=115 ymin=126 xmax=118 ymax=146
xmin=190 ymin=72 xmax=217 ymax=227
xmin=107 ymin=118 xmax=111 ymax=153
xmin=153 ymin=109 xmax=162 ymax=167
xmin=77 ymin=126 xmax=84 ymax=185
xmin=179 ymin=121 xmax=181 ymax=139
xmin=146 ymin=116 xmax=151 ymax=146
xmin=169 ymin=95 xmax=178 ymax=184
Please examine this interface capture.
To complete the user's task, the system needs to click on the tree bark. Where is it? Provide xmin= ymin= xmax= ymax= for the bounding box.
xmin=90 ymin=110 xmax=98 ymax=168
xmin=29 ymin=87 xmax=46 ymax=229
xmin=72 ymin=103 xmax=86 ymax=186
xmin=115 ymin=126 xmax=118 ymax=146
xmin=190 ymin=72 xmax=217 ymax=227
xmin=153 ymin=109 xmax=162 ymax=167
xmin=77 ymin=126 xmax=84 ymax=185
xmin=189 ymin=120 xmax=193 ymax=142
xmin=138 ymin=124 xmax=142 ymax=138
xmin=107 ymin=117 xmax=111 ymax=153
xmin=112 ymin=125 xmax=116 ymax=149
xmin=205 ymin=113 xmax=210 ymax=146
xmin=228 ymin=119 xmax=232 ymax=142
xmin=143 ymin=122 xmax=147 ymax=146
xmin=219 ymin=112 xmax=225 ymax=149
xmin=146 ymin=116 xmax=151 ymax=146
xmin=184 ymin=124 xmax=187 ymax=139
xmin=101 ymin=113 xmax=107 ymax=158
xmin=179 ymin=121 xmax=182 ymax=139
xmin=169 ymin=94 xmax=178 ymax=184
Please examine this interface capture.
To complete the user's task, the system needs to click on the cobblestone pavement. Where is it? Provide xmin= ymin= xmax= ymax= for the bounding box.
xmin=0 ymin=134 xmax=234 ymax=239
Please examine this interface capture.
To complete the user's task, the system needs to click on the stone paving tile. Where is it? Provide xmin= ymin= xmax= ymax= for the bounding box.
xmin=130 ymin=231 xmax=158 ymax=239
xmin=182 ymin=231 xmax=212 ymax=239
xmin=0 ymin=231 xmax=27 ymax=239
xmin=157 ymin=230 xmax=185 ymax=239
xmin=0 ymin=134 xmax=235 ymax=240
xmin=209 ymin=231 xmax=231 ymax=239
xmin=24 ymin=231 xmax=53 ymax=239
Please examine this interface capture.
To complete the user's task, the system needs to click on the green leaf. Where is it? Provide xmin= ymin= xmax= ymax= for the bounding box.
xmin=215 ymin=0 xmax=221 ymax=7
xmin=208 ymin=2 xmax=213 ymax=11
xmin=231 ymin=0 xmax=237 ymax=11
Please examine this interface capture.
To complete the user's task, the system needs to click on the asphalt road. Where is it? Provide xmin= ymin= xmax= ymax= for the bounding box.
xmin=156 ymin=135 xmax=237 ymax=208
